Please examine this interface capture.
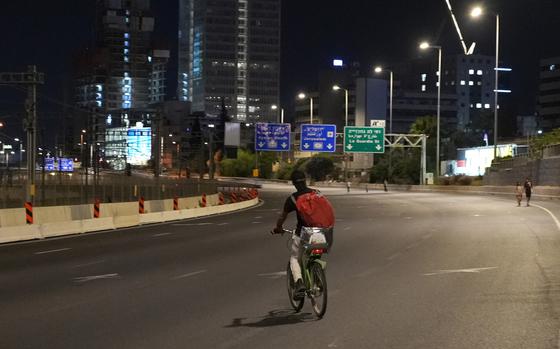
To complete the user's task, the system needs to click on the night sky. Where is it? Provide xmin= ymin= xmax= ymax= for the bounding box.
xmin=0 ymin=0 xmax=558 ymax=142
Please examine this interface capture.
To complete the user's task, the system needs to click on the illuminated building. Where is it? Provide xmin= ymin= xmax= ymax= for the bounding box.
xmin=178 ymin=0 xmax=280 ymax=121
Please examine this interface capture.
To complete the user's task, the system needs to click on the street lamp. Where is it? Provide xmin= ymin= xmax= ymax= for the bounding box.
xmin=471 ymin=5 xmax=500 ymax=159
xmin=419 ymin=41 xmax=442 ymax=178
xmin=271 ymin=104 xmax=285 ymax=123
xmin=332 ymin=85 xmax=349 ymax=127
xmin=333 ymin=84 xmax=350 ymax=182
xmin=373 ymin=66 xmax=394 ymax=134
xmin=298 ymin=92 xmax=314 ymax=124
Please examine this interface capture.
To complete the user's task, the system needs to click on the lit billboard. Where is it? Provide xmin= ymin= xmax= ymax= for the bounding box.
xmin=127 ymin=127 xmax=152 ymax=166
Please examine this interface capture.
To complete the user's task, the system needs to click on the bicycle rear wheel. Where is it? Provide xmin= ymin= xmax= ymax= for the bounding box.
xmin=286 ymin=262 xmax=304 ymax=312
xmin=309 ymin=262 xmax=327 ymax=318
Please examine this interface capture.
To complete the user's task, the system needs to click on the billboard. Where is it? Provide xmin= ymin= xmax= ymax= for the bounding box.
xmin=127 ymin=127 xmax=152 ymax=166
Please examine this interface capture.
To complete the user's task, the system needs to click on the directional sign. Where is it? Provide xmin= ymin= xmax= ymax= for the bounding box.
xmin=300 ymin=124 xmax=336 ymax=152
xmin=370 ymin=119 xmax=386 ymax=128
xmin=44 ymin=157 xmax=55 ymax=171
xmin=255 ymin=123 xmax=291 ymax=152
xmin=58 ymin=158 xmax=74 ymax=172
xmin=344 ymin=126 xmax=385 ymax=153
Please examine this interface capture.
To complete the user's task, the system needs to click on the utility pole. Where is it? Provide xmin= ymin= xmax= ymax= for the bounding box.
xmin=0 ymin=66 xmax=45 ymax=204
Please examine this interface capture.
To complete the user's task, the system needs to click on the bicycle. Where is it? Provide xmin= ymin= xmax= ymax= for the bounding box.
xmin=274 ymin=228 xmax=329 ymax=319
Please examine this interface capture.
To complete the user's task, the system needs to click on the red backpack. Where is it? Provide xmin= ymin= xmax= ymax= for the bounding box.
xmin=294 ymin=191 xmax=335 ymax=228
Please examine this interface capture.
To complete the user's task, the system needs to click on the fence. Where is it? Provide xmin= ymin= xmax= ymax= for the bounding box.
xmin=0 ymin=171 xmax=236 ymax=209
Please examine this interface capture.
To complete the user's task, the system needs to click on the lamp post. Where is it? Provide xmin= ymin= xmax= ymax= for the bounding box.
xmin=333 ymin=85 xmax=349 ymax=181
xmin=298 ymin=93 xmax=314 ymax=124
xmin=374 ymin=66 xmax=394 ymax=134
xmin=271 ymin=104 xmax=285 ymax=123
xmin=471 ymin=6 xmax=500 ymax=159
xmin=419 ymin=41 xmax=442 ymax=178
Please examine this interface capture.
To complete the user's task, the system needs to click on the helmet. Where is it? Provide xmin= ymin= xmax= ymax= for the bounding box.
xmin=290 ymin=170 xmax=306 ymax=185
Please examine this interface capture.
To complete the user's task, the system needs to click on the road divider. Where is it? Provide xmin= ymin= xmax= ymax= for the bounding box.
xmin=0 ymin=192 xmax=259 ymax=244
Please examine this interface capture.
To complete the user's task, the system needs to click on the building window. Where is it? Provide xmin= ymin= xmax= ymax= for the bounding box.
xmin=469 ymin=69 xmax=475 ymax=75
xmin=460 ymin=80 xmax=466 ymax=85
xmin=477 ymin=70 xmax=483 ymax=75
xmin=484 ymin=103 xmax=491 ymax=109
xmin=550 ymin=64 xmax=556 ymax=71
xmin=476 ymin=103 xmax=482 ymax=109
xmin=469 ymin=81 xmax=474 ymax=86
xmin=421 ymin=73 xmax=427 ymax=82
xmin=421 ymin=84 xmax=426 ymax=92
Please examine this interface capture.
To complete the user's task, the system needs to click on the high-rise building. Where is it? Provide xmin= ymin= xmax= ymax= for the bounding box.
xmin=75 ymin=0 xmax=171 ymax=169
xmin=538 ymin=57 xmax=560 ymax=131
xmin=178 ymin=0 xmax=281 ymax=121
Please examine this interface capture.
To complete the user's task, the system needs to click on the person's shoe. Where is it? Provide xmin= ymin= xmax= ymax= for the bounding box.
xmin=293 ymin=279 xmax=305 ymax=300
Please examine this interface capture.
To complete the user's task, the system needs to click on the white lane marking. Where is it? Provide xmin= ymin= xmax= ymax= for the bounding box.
xmin=404 ymin=216 xmax=413 ymax=220
xmin=72 ymin=260 xmax=105 ymax=268
xmin=424 ymin=267 xmax=497 ymax=276
xmin=254 ymin=216 xmax=263 ymax=219
xmin=153 ymin=232 xmax=171 ymax=237
xmin=473 ymin=214 xmax=482 ymax=217
xmin=172 ymin=270 xmax=207 ymax=280
xmin=387 ymin=252 xmax=402 ymax=261
xmin=34 ymin=248 xmax=71 ymax=255
xmin=532 ymin=204 xmax=560 ymax=232
xmin=257 ymin=271 xmax=286 ymax=279
xmin=217 ymin=223 xmax=229 ymax=226
xmin=74 ymin=273 xmax=120 ymax=283
xmin=252 ymin=221 xmax=262 ymax=224
xmin=171 ymin=222 xmax=213 ymax=226
xmin=343 ymin=227 xmax=351 ymax=231
xmin=197 ymin=223 xmax=213 ymax=226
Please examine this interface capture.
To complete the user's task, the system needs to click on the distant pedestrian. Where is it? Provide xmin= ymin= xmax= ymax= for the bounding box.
xmin=524 ymin=177 xmax=533 ymax=206
xmin=515 ymin=182 xmax=523 ymax=206
xmin=383 ymin=178 xmax=388 ymax=192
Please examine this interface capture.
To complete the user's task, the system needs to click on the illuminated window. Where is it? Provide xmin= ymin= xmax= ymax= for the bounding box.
xmin=469 ymin=81 xmax=474 ymax=86
xmin=469 ymin=69 xmax=474 ymax=75
xmin=476 ymin=103 xmax=482 ymax=109
xmin=421 ymin=73 xmax=427 ymax=82
xmin=477 ymin=70 xmax=483 ymax=75
xmin=550 ymin=64 xmax=556 ymax=71
xmin=484 ymin=103 xmax=490 ymax=109
xmin=421 ymin=84 xmax=426 ymax=91
xmin=460 ymin=80 xmax=466 ymax=85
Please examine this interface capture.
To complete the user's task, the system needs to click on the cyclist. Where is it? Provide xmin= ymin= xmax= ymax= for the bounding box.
xmin=273 ymin=170 xmax=333 ymax=299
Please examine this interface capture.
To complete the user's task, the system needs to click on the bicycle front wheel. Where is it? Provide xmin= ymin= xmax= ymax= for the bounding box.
xmin=286 ymin=262 xmax=304 ymax=312
xmin=309 ymin=262 xmax=328 ymax=318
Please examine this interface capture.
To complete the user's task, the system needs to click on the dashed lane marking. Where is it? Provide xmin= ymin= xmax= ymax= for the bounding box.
xmin=153 ymin=232 xmax=172 ymax=237
xmin=172 ymin=270 xmax=208 ymax=280
xmin=257 ymin=271 xmax=286 ymax=279
xmin=34 ymin=248 xmax=71 ymax=255
xmin=74 ymin=273 xmax=120 ymax=283
xmin=217 ymin=223 xmax=229 ymax=226
xmin=424 ymin=267 xmax=497 ymax=276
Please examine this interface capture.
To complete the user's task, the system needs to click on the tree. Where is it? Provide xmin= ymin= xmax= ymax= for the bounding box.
xmin=305 ymin=155 xmax=335 ymax=181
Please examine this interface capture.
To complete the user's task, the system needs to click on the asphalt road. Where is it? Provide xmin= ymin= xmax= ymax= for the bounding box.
xmin=2 ymin=184 xmax=560 ymax=348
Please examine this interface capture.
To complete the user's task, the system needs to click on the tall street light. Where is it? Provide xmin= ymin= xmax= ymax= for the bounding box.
xmin=298 ymin=92 xmax=314 ymax=124
xmin=471 ymin=6 xmax=500 ymax=159
xmin=333 ymin=85 xmax=349 ymax=182
xmin=374 ymin=66 xmax=394 ymax=134
xmin=419 ymin=41 xmax=442 ymax=179
xmin=271 ymin=104 xmax=285 ymax=123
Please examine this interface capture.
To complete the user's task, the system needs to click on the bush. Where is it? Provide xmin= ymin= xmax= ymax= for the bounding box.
xmin=457 ymin=175 xmax=473 ymax=185
xmin=305 ymin=156 xmax=335 ymax=182
xmin=276 ymin=161 xmax=294 ymax=180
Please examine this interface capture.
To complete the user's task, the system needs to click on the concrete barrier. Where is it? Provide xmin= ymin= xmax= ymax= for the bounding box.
xmin=82 ymin=217 xmax=115 ymax=233
xmin=0 ymin=225 xmax=42 ymax=243
xmin=0 ymin=195 xmax=260 ymax=244
xmin=0 ymin=208 xmax=26 ymax=227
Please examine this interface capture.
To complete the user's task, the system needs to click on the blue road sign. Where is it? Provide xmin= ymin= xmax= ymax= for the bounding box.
xmin=44 ymin=158 xmax=55 ymax=171
xmin=58 ymin=158 xmax=74 ymax=172
xmin=300 ymin=124 xmax=337 ymax=152
xmin=255 ymin=123 xmax=291 ymax=152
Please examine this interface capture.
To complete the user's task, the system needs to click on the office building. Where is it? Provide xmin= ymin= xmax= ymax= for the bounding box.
xmin=538 ymin=56 xmax=560 ymax=131
xmin=178 ymin=0 xmax=281 ymax=121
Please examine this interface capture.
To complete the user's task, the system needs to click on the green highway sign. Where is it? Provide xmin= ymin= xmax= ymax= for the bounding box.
xmin=344 ymin=126 xmax=385 ymax=153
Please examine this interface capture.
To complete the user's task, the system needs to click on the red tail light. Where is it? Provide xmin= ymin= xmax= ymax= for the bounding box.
xmin=311 ymin=248 xmax=325 ymax=255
